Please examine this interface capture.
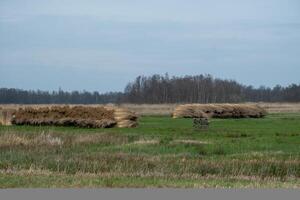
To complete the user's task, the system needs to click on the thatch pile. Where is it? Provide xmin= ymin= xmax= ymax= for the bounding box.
xmin=8 ymin=106 xmax=138 ymax=128
xmin=0 ymin=108 xmax=14 ymax=126
xmin=114 ymin=108 xmax=138 ymax=128
xmin=173 ymin=104 xmax=267 ymax=119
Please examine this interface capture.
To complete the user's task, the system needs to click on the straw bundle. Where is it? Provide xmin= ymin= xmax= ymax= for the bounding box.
xmin=173 ymin=104 xmax=267 ymax=119
xmin=0 ymin=108 xmax=14 ymax=125
xmin=114 ymin=108 xmax=138 ymax=128
xmin=8 ymin=106 xmax=138 ymax=128
xmin=172 ymin=104 xmax=209 ymax=119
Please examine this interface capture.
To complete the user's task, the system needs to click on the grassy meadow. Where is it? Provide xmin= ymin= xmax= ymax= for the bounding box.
xmin=0 ymin=112 xmax=300 ymax=188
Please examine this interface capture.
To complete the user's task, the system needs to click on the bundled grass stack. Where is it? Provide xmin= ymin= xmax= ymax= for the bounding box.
xmin=7 ymin=106 xmax=138 ymax=128
xmin=172 ymin=104 xmax=209 ymax=119
xmin=173 ymin=104 xmax=267 ymax=119
xmin=113 ymin=108 xmax=138 ymax=128
xmin=0 ymin=108 xmax=14 ymax=126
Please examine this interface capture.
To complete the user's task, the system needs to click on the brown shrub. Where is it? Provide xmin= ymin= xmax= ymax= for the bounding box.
xmin=173 ymin=104 xmax=267 ymax=119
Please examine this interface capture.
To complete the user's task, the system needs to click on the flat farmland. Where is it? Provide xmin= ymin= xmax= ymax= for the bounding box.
xmin=0 ymin=104 xmax=300 ymax=188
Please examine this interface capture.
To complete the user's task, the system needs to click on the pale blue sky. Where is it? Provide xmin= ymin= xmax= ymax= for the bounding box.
xmin=0 ymin=0 xmax=300 ymax=92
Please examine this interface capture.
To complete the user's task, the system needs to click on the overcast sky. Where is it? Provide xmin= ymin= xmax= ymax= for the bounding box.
xmin=0 ymin=0 xmax=300 ymax=92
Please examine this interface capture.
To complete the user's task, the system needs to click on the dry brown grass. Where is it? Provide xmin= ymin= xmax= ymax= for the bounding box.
xmin=171 ymin=140 xmax=211 ymax=145
xmin=0 ymin=132 xmax=129 ymax=148
xmin=72 ymin=133 xmax=129 ymax=145
xmin=1 ymin=167 xmax=298 ymax=183
xmin=132 ymin=139 xmax=159 ymax=145
xmin=0 ymin=132 xmax=63 ymax=147
xmin=256 ymin=102 xmax=300 ymax=113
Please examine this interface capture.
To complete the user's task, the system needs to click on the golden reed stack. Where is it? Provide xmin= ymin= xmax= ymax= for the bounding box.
xmin=0 ymin=107 xmax=14 ymax=125
xmin=1 ymin=106 xmax=138 ymax=128
xmin=173 ymin=104 xmax=267 ymax=119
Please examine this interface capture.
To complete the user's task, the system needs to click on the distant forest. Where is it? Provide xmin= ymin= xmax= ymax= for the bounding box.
xmin=1 ymin=74 xmax=300 ymax=104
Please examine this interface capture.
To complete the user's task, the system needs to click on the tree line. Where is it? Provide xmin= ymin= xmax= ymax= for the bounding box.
xmin=123 ymin=74 xmax=300 ymax=103
xmin=0 ymin=88 xmax=123 ymax=104
xmin=1 ymin=74 xmax=300 ymax=104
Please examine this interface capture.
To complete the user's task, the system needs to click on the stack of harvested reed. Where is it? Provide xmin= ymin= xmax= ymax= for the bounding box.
xmin=172 ymin=104 xmax=209 ymax=119
xmin=7 ymin=106 xmax=138 ymax=128
xmin=114 ymin=108 xmax=138 ymax=128
xmin=0 ymin=108 xmax=14 ymax=125
xmin=173 ymin=104 xmax=267 ymax=119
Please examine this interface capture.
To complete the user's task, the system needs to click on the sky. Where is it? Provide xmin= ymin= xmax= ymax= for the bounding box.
xmin=0 ymin=0 xmax=300 ymax=92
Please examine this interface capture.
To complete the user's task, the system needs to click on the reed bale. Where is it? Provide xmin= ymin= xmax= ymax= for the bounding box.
xmin=11 ymin=106 xmax=117 ymax=128
xmin=173 ymin=104 xmax=208 ymax=119
xmin=0 ymin=109 xmax=14 ymax=125
xmin=11 ymin=106 xmax=138 ymax=128
xmin=114 ymin=108 xmax=138 ymax=128
xmin=173 ymin=104 xmax=267 ymax=119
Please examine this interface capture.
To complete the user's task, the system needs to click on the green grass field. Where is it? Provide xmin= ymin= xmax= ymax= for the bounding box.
xmin=0 ymin=113 xmax=300 ymax=188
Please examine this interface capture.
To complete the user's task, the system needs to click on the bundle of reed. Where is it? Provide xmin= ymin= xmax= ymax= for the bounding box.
xmin=7 ymin=106 xmax=138 ymax=128
xmin=173 ymin=104 xmax=267 ymax=119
